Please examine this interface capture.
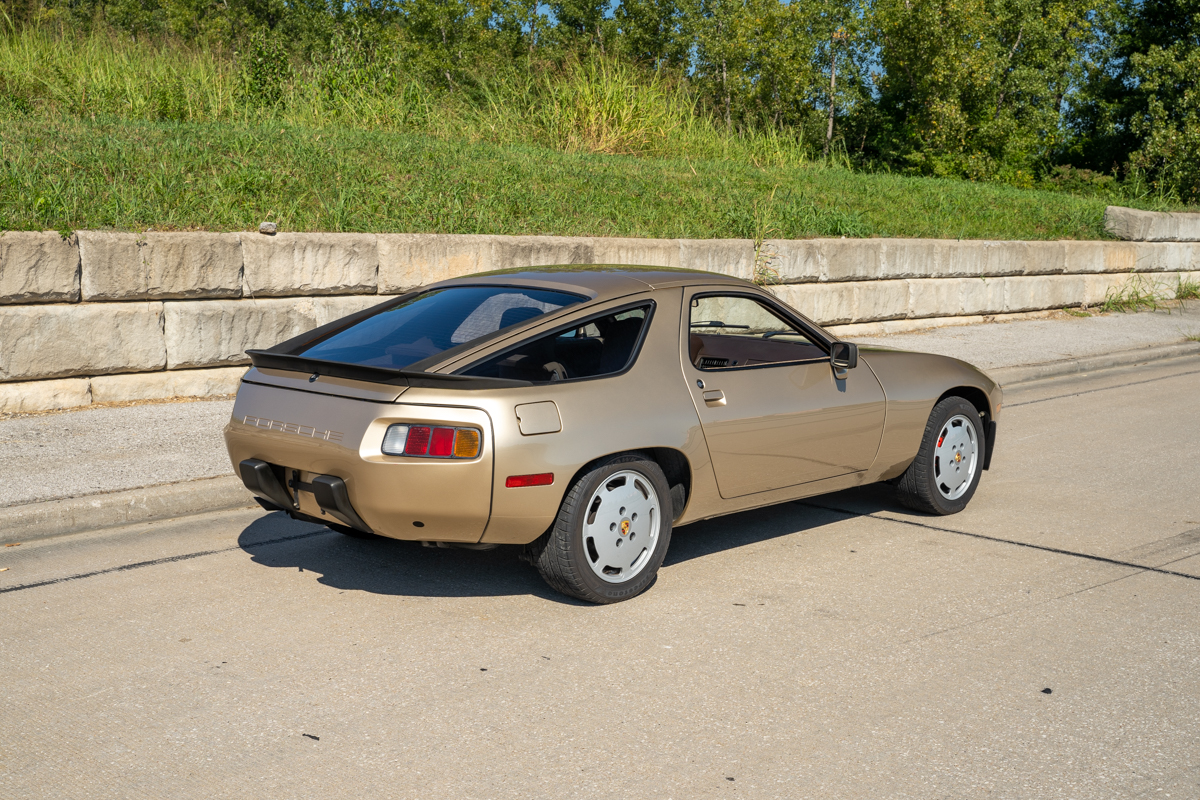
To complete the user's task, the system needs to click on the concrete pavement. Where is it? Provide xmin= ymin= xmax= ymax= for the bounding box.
xmin=849 ymin=302 xmax=1200 ymax=371
xmin=1 ymin=305 xmax=1198 ymax=541
xmin=2 ymin=358 xmax=1198 ymax=798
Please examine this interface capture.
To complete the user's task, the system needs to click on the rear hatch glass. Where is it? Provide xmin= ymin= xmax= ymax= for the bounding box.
xmin=298 ymin=286 xmax=584 ymax=370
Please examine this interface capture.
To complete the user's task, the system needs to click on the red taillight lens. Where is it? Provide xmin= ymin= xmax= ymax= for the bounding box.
xmin=404 ymin=426 xmax=431 ymax=455
xmin=505 ymin=473 xmax=554 ymax=488
xmin=429 ymin=427 xmax=455 ymax=457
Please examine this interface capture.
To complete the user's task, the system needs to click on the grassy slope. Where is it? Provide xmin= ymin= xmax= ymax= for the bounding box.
xmin=1 ymin=115 xmax=1115 ymax=239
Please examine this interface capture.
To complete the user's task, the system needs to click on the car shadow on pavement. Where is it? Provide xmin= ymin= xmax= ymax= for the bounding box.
xmin=237 ymin=483 xmax=912 ymax=601
xmin=237 ymin=512 xmax=584 ymax=604
xmin=663 ymin=482 xmax=907 ymax=567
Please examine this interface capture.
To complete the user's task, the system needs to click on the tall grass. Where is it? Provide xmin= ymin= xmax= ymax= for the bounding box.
xmin=0 ymin=28 xmax=241 ymax=120
xmin=0 ymin=114 xmax=1116 ymax=238
xmin=0 ymin=26 xmax=1123 ymax=238
xmin=0 ymin=27 xmax=808 ymax=166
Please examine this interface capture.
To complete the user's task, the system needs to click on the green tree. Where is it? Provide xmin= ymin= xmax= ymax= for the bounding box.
xmin=614 ymin=0 xmax=690 ymax=68
xmin=872 ymin=0 xmax=1096 ymax=181
xmin=687 ymin=0 xmax=866 ymax=137
xmin=1070 ymin=1 xmax=1200 ymax=199
xmin=1127 ymin=25 xmax=1200 ymax=200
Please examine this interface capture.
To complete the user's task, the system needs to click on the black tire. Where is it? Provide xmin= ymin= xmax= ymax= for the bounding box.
xmin=528 ymin=454 xmax=673 ymax=604
xmin=895 ymin=396 xmax=985 ymax=516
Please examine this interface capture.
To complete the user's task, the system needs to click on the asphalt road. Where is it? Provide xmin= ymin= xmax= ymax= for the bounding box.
xmin=3 ymin=357 xmax=1199 ymax=799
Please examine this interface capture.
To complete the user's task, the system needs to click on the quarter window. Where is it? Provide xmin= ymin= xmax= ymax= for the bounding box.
xmin=461 ymin=306 xmax=651 ymax=383
xmin=689 ymin=295 xmax=825 ymax=369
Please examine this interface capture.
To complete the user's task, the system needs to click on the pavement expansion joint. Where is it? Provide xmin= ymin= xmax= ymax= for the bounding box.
xmin=796 ymin=501 xmax=1200 ymax=584
xmin=0 ymin=528 xmax=332 ymax=596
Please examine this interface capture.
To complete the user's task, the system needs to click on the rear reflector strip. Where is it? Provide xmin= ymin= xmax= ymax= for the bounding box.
xmin=505 ymin=473 xmax=554 ymax=488
xmin=404 ymin=426 xmax=432 ymax=455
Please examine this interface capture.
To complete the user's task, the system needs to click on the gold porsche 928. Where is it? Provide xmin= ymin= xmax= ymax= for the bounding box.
xmin=225 ymin=266 xmax=1002 ymax=603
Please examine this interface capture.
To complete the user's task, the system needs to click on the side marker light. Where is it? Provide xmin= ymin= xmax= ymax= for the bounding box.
xmin=506 ymin=473 xmax=554 ymax=488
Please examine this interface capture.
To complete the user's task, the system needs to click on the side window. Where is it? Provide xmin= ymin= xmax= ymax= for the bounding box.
xmin=689 ymin=295 xmax=826 ymax=369
xmin=461 ymin=306 xmax=650 ymax=383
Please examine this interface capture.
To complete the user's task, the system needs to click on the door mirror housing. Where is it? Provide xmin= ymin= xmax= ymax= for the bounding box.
xmin=830 ymin=341 xmax=858 ymax=370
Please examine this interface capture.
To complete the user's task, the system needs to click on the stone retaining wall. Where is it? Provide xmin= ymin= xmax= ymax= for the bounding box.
xmin=1105 ymin=206 xmax=1200 ymax=242
xmin=2 ymin=230 xmax=1198 ymax=414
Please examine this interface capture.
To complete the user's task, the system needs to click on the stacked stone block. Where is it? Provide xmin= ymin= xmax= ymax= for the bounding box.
xmin=1 ymin=226 xmax=1198 ymax=414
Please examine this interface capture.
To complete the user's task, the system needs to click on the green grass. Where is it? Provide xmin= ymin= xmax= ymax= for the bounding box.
xmin=1 ymin=115 xmax=1123 ymax=238
xmin=1094 ymin=274 xmax=1200 ymax=315
xmin=0 ymin=28 xmax=811 ymax=166
xmin=0 ymin=27 xmax=1180 ymax=239
xmin=1099 ymin=275 xmax=1167 ymax=314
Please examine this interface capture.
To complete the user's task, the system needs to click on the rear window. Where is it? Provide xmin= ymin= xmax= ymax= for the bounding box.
xmin=298 ymin=286 xmax=584 ymax=370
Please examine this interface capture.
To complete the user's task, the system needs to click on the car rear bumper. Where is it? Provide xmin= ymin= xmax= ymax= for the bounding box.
xmin=224 ymin=381 xmax=494 ymax=542
xmin=238 ymin=459 xmax=374 ymax=532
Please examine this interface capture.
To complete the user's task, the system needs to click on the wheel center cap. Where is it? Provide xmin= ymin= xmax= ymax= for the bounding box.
xmin=955 ymin=451 xmax=963 ymax=463
xmin=619 ymin=519 xmax=631 ymax=536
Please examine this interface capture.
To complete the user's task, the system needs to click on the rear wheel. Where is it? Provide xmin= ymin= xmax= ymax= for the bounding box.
xmin=529 ymin=454 xmax=673 ymax=604
xmin=895 ymin=396 xmax=984 ymax=515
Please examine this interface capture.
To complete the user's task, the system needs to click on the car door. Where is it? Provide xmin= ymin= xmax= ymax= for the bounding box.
xmin=681 ymin=289 xmax=886 ymax=498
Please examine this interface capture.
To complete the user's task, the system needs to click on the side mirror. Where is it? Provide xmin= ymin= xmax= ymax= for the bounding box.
xmin=831 ymin=341 xmax=858 ymax=370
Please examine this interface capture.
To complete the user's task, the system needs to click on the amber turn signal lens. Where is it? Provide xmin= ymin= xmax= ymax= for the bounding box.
xmin=453 ymin=429 xmax=481 ymax=458
xmin=505 ymin=473 xmax=553 ymax=488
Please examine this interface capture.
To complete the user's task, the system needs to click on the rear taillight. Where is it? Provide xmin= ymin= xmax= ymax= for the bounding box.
xmin=382 ymin=424 xmax=482 ymax=459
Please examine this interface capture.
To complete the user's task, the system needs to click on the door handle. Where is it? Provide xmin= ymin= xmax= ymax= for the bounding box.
xmin=702 ymin=389 xmax=726 ymax=406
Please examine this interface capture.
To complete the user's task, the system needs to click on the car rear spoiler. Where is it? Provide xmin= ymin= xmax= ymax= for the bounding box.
xmin=245 ymin=350 xmax=532 ymax=390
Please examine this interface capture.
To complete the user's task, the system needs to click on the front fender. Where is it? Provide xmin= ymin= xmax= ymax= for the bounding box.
xmin=861 ymin=348 xmax=1001 ymax=481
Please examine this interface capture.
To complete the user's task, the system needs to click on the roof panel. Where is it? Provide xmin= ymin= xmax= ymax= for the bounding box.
xmin=434 ymin=265 xmax=752 ymax=299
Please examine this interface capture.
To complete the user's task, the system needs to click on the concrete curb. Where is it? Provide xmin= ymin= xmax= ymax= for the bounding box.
xmin=0 ymin=475 xmax=252 ymax=545
xmin=991 ymin=341 xmax=1200 ymax=386
xmin=4 ymin=342 xmax=1199 ymax=544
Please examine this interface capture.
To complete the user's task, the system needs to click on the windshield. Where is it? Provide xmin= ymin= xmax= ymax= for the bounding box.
xmin=298 ymin=286 xmax=584 ymax=370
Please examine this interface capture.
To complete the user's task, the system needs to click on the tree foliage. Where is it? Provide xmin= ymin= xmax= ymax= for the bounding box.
xmin=2 ymin=0 xmax=1196 ymax=200
xmin=1071 ymin=0 xmax=1200 ymax=200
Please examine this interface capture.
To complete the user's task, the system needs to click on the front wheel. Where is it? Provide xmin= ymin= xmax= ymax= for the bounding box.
xmin=895 ymin=396 xmax=985 ymax=515
xmin=529 ymin=454 xmax=673 ymax=604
